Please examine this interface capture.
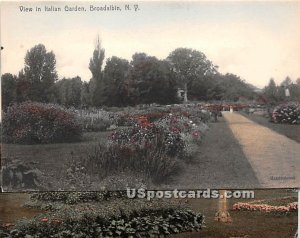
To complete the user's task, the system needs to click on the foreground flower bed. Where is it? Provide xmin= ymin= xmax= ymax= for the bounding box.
xmin=0 ymin=192 xmax=204 ymax=238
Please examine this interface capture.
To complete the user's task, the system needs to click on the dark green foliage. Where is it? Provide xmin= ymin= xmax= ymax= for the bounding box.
xmin=217 ymin=73 xmax=255 ymax=101
xmin=1 ymin=73 xmax=17 ymax=109
xmin=167 ymin=47 xmax=217 ymax=102
xmin=263 ymin=77 xmax=300 ymax=104
xmin=2 ymin=207 xmax=203 ymax=238
xmin=101 ymin=56 xmax=130 ymax=106
xmin=24 ymin=44 xmax=58 ymax=103
xmin=263 ymin=78 xmax=279 ymax=104
xmin=29 ymin=191 xmax=127 ymax=204
xmin=84 ymin=143 xmax=182 ymax=183
xmin=89 ymin=37 xmax=105 ymax=107
xmin=2 ymin=102 xmax=83 ymax=144
xmin=55 ymin=76 xmax=83 ymax=107
xmin=2 ymin=43 xmax=262 ymax=108
xmin=271 ymin=102 xmax=300 ymax=124
xmin=127 ymin=53 xmax=178 ymax=105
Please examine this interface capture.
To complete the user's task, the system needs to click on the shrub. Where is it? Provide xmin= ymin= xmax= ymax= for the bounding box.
xmin=80 ymin=116 xmax=111 ymax=132
xmin=110 ymin=124 xmax=186 ymax=158
xmin=76 ymin=109 xmax=118 ymax=132
xmin=3 ymin=207 xmax=204 ymax=237
xmin=2 ymin=102 xmax=83 ymax=144
xmin=271 ymin=102 xmax=300 ymax=124
xmin=84 ymin=143 xmax=182 ymax=183
xmin=29 ymin=191 xmax=126 ymax=204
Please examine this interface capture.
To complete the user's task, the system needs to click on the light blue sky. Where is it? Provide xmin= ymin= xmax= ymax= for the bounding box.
xmin=1 ymin=1 xmax=300 ymax=88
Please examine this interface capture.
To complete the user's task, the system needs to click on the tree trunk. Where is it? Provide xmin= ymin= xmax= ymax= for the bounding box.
xmin=183 ymin=83 xmax=188 ymax=103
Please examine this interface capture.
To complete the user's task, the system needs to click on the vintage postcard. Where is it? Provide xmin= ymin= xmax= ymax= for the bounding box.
xmin=1 ymin=1 xmax=300 ymax=191
xmin=0 ymin=189 xmax=298 ymax=237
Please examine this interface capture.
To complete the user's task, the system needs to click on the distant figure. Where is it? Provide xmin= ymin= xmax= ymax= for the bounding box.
xmin=211 ymin=110 xmax=218 ymax=122
xmin=230 ymin=106 xmax=233 ymax=113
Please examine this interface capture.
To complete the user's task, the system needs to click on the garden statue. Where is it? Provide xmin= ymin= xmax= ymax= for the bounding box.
xmin=215 ymin=190 xmax=232 ymax=223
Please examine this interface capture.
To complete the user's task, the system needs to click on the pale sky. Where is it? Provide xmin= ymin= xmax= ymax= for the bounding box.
xmin=1 ymin=1 xmax=300 ymax=88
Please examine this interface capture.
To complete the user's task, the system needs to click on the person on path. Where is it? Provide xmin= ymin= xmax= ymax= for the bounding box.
xmin=212 ymin=109 xmax=218 ymax=122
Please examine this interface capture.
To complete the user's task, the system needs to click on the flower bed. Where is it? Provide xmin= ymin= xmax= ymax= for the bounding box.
xmin=29 ymin=191 xmax=127 ymax=205
xmin=83 ymin=142 xmax=182 ymax=183
xmin=2 ymin=102 xmax=83 ymax=144
xmin=0 ymin=208 xmax=203 ymax=238
xmin=0 ymin=192 xmax=204 ymax=238
xmin=76 ymin=109 xmax=119 ymax=132
xmin=232 ymin=197 xmax=298 ymax=213
xmin=76 ymin=105 xmax=209 ymax=184
xmin=271 ymin=102 xmax=300 ymax=124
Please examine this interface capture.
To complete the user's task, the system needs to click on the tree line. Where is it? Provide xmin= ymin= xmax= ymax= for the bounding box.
xmin=2 ymin=39 xmax=257 ymax=110
xmin=262 ymin=77 xmax=300 ymax=105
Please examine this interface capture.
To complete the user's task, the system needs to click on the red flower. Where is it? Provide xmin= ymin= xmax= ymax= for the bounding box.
xmin=40 ymin=218 xmax=49 ymax=222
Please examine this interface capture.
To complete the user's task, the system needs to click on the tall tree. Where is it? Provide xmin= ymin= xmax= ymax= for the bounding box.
xmin=1 ymin=73 xmax=17 ymax=109
xmin=89 ymin=36 xmax=105 ymax=106
xmin=15 ymin=70 xmax=31 ymax=103
xmin=218 ymin=73 xmax=255 ymax=101
xmin=277 ymin=76 xmax=293 ymax=100
xmin=263 ymin=78 xmax=278 ymax=104
xmin=55 ymin=76 xmax=82 ymax=107
xmin=24 ymin=44 xmax=58 ymax=102
xmin=128 ymin=53 xmax=177 ymax=105
xmin=102 ymin=56 xmax=129 ymax=106
xmin=167 ymin=48 xmax=216 ymax=102
xmin=280 ymin=76 xmax=293 ymax=87
xmin=81 ymin=81 xmax=92 ymax=108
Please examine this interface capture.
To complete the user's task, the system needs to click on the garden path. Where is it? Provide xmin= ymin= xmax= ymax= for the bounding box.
xmin=163 ymin=116 xmax=260 ymax=189
xmin=223 ymin=112 xmax=300 ymax=188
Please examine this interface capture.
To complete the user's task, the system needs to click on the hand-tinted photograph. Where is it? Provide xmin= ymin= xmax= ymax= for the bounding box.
xmin=1 ymin=1 xmax=300 ymax=191
xmin=0 ymin=189 xmax=298 ymax=237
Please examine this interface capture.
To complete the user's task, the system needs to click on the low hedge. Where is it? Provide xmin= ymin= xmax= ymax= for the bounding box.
xmin=29 ymin=191 xmax=127 ymax=204
xmin=2 ymin=102 xmax=83 ymax=144
xmin=1 ymin=207 xmax=204 ymax=237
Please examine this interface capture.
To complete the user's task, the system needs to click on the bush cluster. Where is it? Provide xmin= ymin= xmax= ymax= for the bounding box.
xmin=80 ymin=105 xmax=209 ymax=183
xmin=110 ymin=124 xmax=186 ymax=158
xmin=30 ymin=191 xmax=126 ymax=204
xmin=1 ymin=208 xmax=203 ymax=238
xmin=76 ymin=109 xmax=118 ymax=132
xmin=271 ymin=102 xmax=300 ymax=124
xmin=84 ymin=143 xmax=182 ymax=183
xmin=2 ymin=102 xmax=83 ymax=144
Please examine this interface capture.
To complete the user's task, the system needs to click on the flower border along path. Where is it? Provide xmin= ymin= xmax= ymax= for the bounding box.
xmin=223 ymin=112 xmax=300 ymax=188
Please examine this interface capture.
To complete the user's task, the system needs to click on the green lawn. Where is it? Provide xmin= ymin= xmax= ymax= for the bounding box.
xmin=173 ymin=189 xmax=298 ymax=238
xmin=2 ymin=131 xmax=112 ymax=191
xmin=0 ymin=190 xmax=297 ymax=238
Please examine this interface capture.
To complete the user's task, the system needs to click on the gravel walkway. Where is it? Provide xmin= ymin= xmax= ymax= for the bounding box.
xmin=162 ymin=116 xmax=260 ymax=189
xmin=223 ymin=112 xmax=300 ymax=188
